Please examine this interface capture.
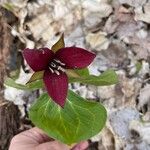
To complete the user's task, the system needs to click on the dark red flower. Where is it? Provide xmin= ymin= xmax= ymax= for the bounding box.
xmin=23 ymin=47 xmax=95 ymax=107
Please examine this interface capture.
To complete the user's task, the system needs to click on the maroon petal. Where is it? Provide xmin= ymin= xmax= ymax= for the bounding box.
xmin=43 ymin=70 xmax=68 ymax=107
xmin=55 ymin=47 xmax=96 ymax=69
xmin=23 ymin=48 xmax=54 ymax=71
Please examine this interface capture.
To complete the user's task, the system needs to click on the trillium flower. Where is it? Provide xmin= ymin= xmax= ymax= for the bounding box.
xmin=23 ymin=42 xmax=95 ymax=107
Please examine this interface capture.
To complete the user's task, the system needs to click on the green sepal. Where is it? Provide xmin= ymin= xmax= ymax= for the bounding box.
xmin=26 ymin=71 xmax=44 ymax=84
xmin=51 ymin=33 xmax=65 ymax=52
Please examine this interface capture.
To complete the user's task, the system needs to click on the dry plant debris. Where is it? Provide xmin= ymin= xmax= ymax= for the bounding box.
xmin=1 ymin=0 xmax=150 ymax=149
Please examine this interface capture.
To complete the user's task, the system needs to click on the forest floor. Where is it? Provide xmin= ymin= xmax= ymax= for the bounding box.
xmin=0 ymin=0 xmax=150 ymax=150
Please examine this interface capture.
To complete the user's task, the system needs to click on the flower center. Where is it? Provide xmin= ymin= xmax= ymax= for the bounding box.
xmin=48 ymin=59 xmax=65 ymax=75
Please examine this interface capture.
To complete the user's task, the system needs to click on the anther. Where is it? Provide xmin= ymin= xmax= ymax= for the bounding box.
xmin=54 ymin=70 xmax=60 ymax=75
xmin=50 ymin=62 xmax=57 ymax=68
xmin=57 ymin=66 xmax=65 ymax=72
xmin=53 ymin=59 xmax=65 ymax=66
xmin=49 ymin=67 xmax=54 ymax=73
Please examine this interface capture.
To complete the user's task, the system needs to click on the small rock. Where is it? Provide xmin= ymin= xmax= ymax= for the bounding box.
xmin=119 ymin=0 xmax=147 ymax=7
xmin=109 ymin=108 xmax=140 ymax=140
xmin=130 ymin=121 xmax=150 ymax=145
xmin=82 ymin=0 xmax=112 ymax=17
xmin=134 ymin=2 xmax=150 ymax=23
xmin=86 ymin=32 xmax=109 ymax=51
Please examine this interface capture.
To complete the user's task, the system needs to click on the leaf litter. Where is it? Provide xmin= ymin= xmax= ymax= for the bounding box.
xmin=1 ymin=0 xmax=150 ymax=149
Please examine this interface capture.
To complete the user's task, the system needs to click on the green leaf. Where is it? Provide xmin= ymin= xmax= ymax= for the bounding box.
xmin=4 ymin=78 xmax=43 ymax=90
xmin=69 ymin=69 xmax=118 ymax=86
xmin=26 ymin=71 xmax=44 ymax=84
xmin=51 ymin=34 xmax=65 ymax=52
xmin=66 ymin=68 xmax=89 ymax=78
xmin=74 ymin=68 xmax=89 ymax=77
xmin=29 ymin=90 xmax=107 ymax=145
xmin=4 ymin=70 xmax=118 ymax=91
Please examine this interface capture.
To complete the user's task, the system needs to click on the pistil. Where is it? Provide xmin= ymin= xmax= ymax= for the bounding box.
xmin=48 ymin=59 xmax=65 ymax=75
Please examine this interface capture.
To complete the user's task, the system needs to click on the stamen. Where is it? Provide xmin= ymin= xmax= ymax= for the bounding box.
xmin=54 ymin=70 xmax=60 ymax=75
xmin=48 ymin=59 xmax=66 ymax=75
xmin=57 ymin=66 xmax=65 ymax=72
xmin=59 ymin=61 xmax=65 ymax=66
xmin=53 ymin=59 xmax=65 ymax=66
xmin=53 ymin=59 xmax=61 ymax=63
xmin=50 ymin=62 xmax=56 ymax=68
xmin=49 ymin=67 xmax=54 ymax=73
